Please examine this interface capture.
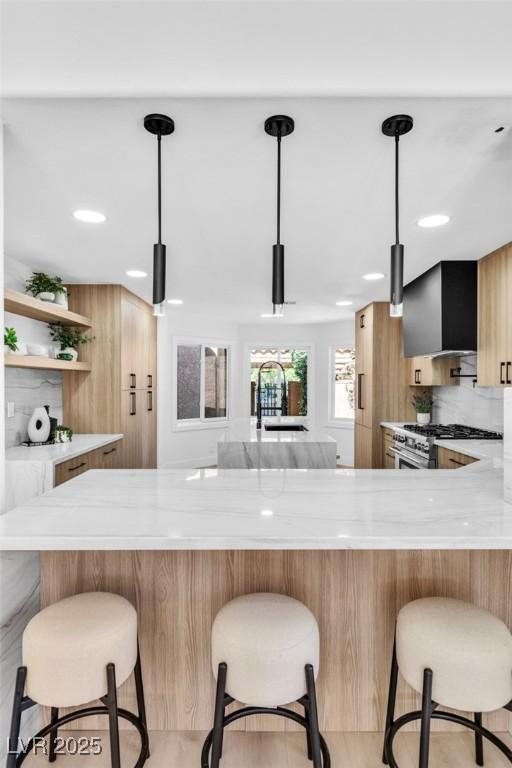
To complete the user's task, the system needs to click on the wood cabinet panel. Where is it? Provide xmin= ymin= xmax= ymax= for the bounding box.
xmin=408 ymin=356 xmax=459 ymax=386
xmin=355 ymin=423 xmax=373 ymax=468
xmin=355 ymin=305 xmax=373 ymax=428
xmin=477 ymin=244 xmax=512 ymax=386
xmin=54 ymin=452 xmax=93 ymax=486
xmin=91 ymin=440 xmax=122 ymax=470
xmin=437 ymin=446 xmax=478 ymax=469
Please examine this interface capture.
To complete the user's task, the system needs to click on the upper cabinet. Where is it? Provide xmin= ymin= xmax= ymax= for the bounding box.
xmin=120 ymin=292 xmax=156 ymax=390
xmin=408 ymin=356 xmax=459 ymax=387
xmin=477 ymin=242 xmax=512 ymax=387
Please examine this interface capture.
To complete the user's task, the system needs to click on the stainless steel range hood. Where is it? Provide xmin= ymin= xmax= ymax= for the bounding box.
xmin=403 ymin=261 xmax=477 ymax=358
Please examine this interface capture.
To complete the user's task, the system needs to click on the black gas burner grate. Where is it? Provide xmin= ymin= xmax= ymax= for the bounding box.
xmin=402 ymin=424 xmax=503 ymax=440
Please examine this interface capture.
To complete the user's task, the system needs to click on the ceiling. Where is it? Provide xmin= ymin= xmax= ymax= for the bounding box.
xmin=3 ymin=97 xmax=512 ymax=324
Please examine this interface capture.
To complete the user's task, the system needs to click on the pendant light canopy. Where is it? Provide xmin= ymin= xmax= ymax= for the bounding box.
xmin=265 ymin=115 xmax=295 ymax=316
xmin=144 ymin=113 xmax=175 ymax=316
xmin=382 ymin=114 xmax=413 ymax=318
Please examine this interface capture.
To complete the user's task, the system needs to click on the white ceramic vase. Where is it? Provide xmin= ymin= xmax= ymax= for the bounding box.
xmin=416 ymin=412 xmax=431 ymax=425
xmin=27 ymin=406 xmax=51 ymax=443
xmin=36 ymin=291 xmax=55 ymax=302
xmin=54 ymin=289 xmax=68 ymax=309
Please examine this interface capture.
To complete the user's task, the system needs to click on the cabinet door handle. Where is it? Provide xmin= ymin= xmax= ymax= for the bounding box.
xmin=500 ymin=362 xmax=506 ymax=384
xmin=507 ymin=362 xmax=511 ymax=385
xmin=103 ymin=447 xmax=117 ymax=456
xmin=130 ymin=373 xmax=136 ymax=389
xmin=449 ymin=457 xmax=466 ymax=467
xmin=68 ymin=461 xmax=86 ymax=472
xmin=357 ymin=373 xmax=364 ymax=410
xmin=147 ymin=374 xmax=153 ymax=388
xmin=414 ymin=369 xmax=421 ymax=385
xmin=130 ymin=392 xmax=136 ymax=416
xmin=360 ymin=314 xmax=365 ymax=328
xmin=147 ymin=391 xmax=153 ymax=412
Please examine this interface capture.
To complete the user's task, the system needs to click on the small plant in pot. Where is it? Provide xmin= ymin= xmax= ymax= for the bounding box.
xmin=26 ymin=272 xmax=67 ymax=304
xmin=4 ymin=326 xmax=19 ymax=354
xmin=48 ymin=323 xmax=94 ymax=362
xmin=54 ymin=425 xmax=73 ymax=443
xmin=412 ymin=391 xmax=434 ymax=425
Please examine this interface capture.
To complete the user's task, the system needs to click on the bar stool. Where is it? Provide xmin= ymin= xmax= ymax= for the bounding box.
xmin=201 ymin=592 xmax=330 ymax=768
xmin=7 ymin=592 xmax=149 ymax=768
xmin=383 ymin=597 xmax=512 ymax=767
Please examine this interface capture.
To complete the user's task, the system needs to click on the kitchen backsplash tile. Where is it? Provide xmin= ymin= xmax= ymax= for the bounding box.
xmin=4 ymin=368 xmax=63 ymax=448
xmin=433 ymin=355 xmax=503 ymax=433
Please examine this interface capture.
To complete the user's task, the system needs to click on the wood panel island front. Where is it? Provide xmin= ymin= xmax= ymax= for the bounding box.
xmin=2 ymin=458 xmax=512 ymax=741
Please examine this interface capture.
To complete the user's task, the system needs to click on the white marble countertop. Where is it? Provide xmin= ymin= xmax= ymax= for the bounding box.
xmin=380 ymin=422 xmax=503 ymax=466
xmin=6 ymin=434 xmax=124 ymax=465
xmin=2 ymin=464 xmax=512 ymax=550
xmin=220 ymin=419 xmax=335 ymax=444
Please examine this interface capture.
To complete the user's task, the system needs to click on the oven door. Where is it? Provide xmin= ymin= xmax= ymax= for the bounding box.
xmin=389 ymin=446 xmax=429 ymax=470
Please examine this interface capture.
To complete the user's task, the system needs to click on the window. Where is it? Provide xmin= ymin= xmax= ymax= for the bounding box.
xmin=176 ymin=343 xmax=229 ymax=424
xmin=249 ymin=348 xmax=309 ymax=417
xmin=330 ymin=347 xmax=355 ymax=421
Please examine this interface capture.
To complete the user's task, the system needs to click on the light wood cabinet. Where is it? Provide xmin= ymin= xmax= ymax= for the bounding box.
xmin=63 ymin=285 xmax=157 ymax=469
xmin=54 ymin=440 xmax=123 ymax=486
xmin=408 ymin=356 xmax=459 ymax=386
xmin=437 ymin=446 xmax=478 ymax=469
xmin=354 ymin=303 xmax=415 ymax=468
xmin=477 ymin=242 xmax=512 ymax=386
xmin=381 ymin=427 xmax=396 ymax=469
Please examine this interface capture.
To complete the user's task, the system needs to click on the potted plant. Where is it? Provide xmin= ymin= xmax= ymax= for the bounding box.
xmin=48 ymin=323 xmax=94 ymax=362
xmin=52 ymin=276 xmax=69 ymax=309
xmin=26 ymin=272 xmax=67 ymax=304
xmin=54 ymin=425 xmax=73 ymax=443
xmin=412 ymin=391 xmax=434 ymax=425
xmin=4 ymin=326 xmax=20 ymax=354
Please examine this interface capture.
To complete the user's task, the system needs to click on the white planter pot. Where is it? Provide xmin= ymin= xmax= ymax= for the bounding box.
xmin=54 ymin=290 xmax=68 ymax=309
xmin=416 ymin=412 xmax=431 ymax=425
xmin=56 ymin=432 xmax=71 ymax=443
xmin=58 ymin=346 xmax=78 ymax=362
xmin=36 ymin=291 xmax=55 ymax=302
xmin=27 ymin=406 xmax=51 ymax=443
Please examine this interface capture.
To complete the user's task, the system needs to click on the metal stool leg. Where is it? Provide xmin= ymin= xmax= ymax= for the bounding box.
xmin=303 ymin=701 xmax=313 ymax=760
xmin=211 ymin=663 xmax=227 ymax=768
xmin=7 ymin=667 xmax=27 ymax=768
xmin=475 ymin=713 xmax=484 ymax=766
xmin=419 ymin=669 xmax=433 ymax=768
xmin=48 ymin=708 xmax=59 ymax=762
xmin=134 ymin=644 xmax=150 ymax=758
xmin=382 ymin=640 xmax=398 ymax=764
xmin=305 ymin=664 xmax=322 ymax=768
xmin=105 ymin=664 xmax=121 ymax=768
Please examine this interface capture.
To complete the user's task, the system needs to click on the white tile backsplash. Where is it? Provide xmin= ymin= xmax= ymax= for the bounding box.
xmin=433 ymin=355 xmax=503 ymax=433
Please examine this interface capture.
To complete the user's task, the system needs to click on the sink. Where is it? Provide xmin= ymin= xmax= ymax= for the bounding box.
xmin=264 ymin=424 xmax=309 ymax=432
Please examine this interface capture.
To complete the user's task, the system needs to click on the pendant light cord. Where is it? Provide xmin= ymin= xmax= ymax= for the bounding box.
xmin=276 ymin=131 xmax=282 ymax=245
xmin=394 ymin=131 xmax=399 ymax=245
xmin=157 ymin=132 xmax=162 ymax=245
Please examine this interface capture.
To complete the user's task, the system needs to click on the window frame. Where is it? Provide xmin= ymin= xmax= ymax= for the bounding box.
xmin=327 ymin=345 xmax=355 ymax=429
xmin=172 ymin=336 xmax=232 ymax=432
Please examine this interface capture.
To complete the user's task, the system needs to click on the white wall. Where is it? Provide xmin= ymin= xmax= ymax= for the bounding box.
xmin=157 ymin=309 xmax=238 ymax=468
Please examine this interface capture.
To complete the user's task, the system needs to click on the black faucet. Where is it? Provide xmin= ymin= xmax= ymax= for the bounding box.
xmin=256 ymin=360 xmax=288 ymax=430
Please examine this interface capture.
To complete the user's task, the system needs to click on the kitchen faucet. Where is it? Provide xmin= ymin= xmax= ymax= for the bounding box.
xmin=256 ymin=360 xmax=288 ymax=429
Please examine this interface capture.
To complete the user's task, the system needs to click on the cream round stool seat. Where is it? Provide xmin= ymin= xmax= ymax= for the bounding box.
xmin=204 ymin=592 xmax=329 ymax=768
xmin=23 ymin=591 xmax=138 ymax=707
xmin=211 ymin=592 xmax=319 ymax=707
xmin=396 ymin=597 xmax=512 ymax=712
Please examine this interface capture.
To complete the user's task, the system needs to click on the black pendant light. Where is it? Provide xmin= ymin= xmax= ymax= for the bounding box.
xmin=382 ymin=114 xmax=413 ymax=317
xmin=144 ymin=113 xmax=175 ymax=315
xmin=265 ymin=115 xmax=295 ymax=316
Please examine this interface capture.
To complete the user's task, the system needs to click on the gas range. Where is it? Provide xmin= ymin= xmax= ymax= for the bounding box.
xmin=391 ymin=424 xmax=502 ymax=469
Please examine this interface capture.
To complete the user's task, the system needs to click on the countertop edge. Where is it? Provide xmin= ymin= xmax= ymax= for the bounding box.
xmin=6 ymin=434 xmax=124 ymax=466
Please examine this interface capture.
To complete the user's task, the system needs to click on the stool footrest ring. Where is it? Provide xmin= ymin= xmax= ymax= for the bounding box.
xmin=15 ymin=705 xmax=149 ymax=768
xmin=384 ymin=709 xmax=512 ymax=767
xmin=201 ymin=705 xmax=331 ymax=768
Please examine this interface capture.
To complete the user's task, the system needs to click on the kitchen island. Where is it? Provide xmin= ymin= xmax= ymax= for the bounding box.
xmin=2 ymin=461 xmax=512 ymax=736
xmin=217 ymin=419 xmax=337 ymax=469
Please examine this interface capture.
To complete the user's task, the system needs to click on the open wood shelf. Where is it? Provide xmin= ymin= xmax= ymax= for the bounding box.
xmin=4 ymin=288 xmax=92 ymax=327
xmin=4 ymin=354 xmax=91 ymax=372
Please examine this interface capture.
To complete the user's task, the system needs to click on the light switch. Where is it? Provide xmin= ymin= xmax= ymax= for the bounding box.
xmin=6 ymin=402 xmax=14 ymax=418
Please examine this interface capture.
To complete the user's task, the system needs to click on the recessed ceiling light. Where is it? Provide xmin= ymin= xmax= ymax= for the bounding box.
xmin=167 ymin=299 xmax=184 ymax=305
xmin=261 ymin=313 xmax=283 ymax=318
xmin=417 ymin=214 xmax=450 ymax=228
xmin=126 ymin=269 xmax=147 ymax=278
xmin=336 ymin=300 xmax=353 ymax=307
xmin=73 ymin=209 xmax=106 ymax=223
xmin=363 ymin=273 xmax=385 ymax=281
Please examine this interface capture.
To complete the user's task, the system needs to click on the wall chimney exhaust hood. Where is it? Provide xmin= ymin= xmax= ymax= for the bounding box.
xmin=403 ymin=260 xmax=477 ymax=358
